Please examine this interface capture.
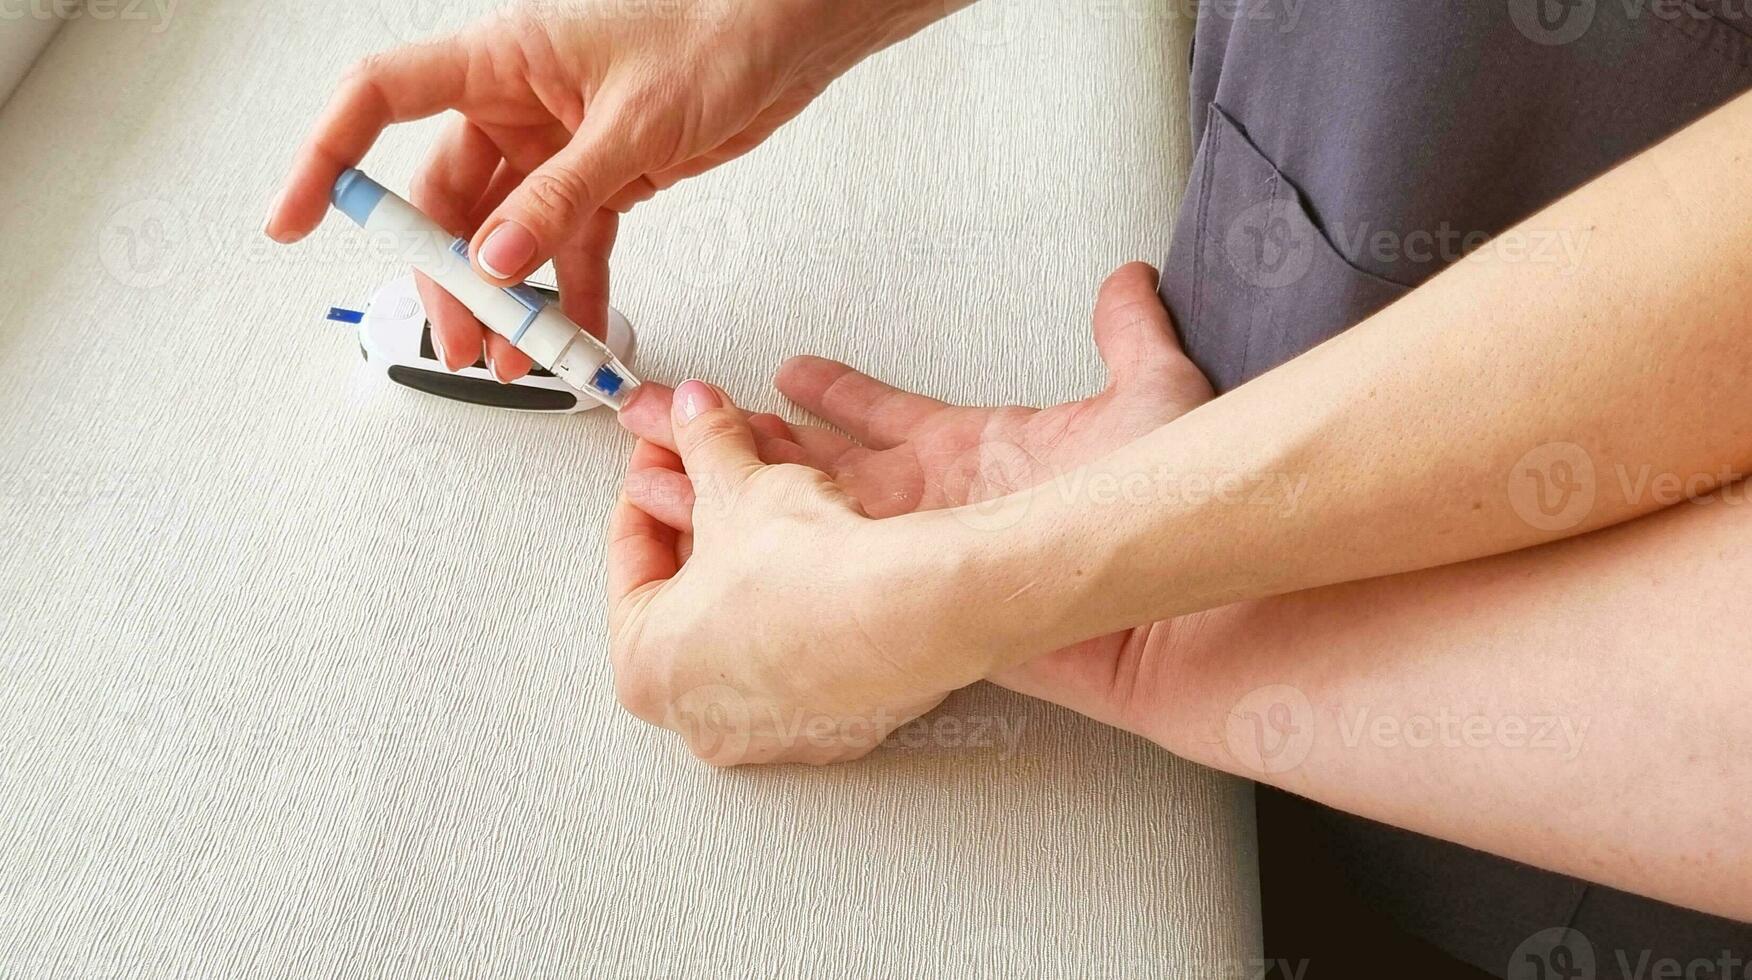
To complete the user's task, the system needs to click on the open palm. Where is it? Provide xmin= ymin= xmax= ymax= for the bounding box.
xmin=619 ymin=263 xmax=1215 ymax=732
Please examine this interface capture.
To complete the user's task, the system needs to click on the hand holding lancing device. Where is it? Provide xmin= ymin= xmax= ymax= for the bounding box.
xmin=265 ymin=0 xmax=967 ymax=382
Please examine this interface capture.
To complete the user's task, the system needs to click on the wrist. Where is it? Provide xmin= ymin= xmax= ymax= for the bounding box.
xmin=845 ymin=508 xmax=1047 ymax=686
xmin=896 ymin=496 xmax=1117 ymax=675
xmin=996 ymin=415 xmax=1312 ymax=631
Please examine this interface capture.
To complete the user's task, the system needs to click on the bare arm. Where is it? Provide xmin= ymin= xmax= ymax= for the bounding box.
xmin=597 ymin=37 xmax=1752 ymax=898
xmin=963 ymin=88 xmax=1752 ymax=644
xmin=1131 ymin=486 xmax=1752 ymax=921
xmin=944 ymin=89 xmax=1752 ymax=918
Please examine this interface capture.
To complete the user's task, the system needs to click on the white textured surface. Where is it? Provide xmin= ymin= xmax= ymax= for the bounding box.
xmin=0 ymin=10 xmax=65 ymax=108
xmin=0 ymin=1 xmax=1261 ymax=976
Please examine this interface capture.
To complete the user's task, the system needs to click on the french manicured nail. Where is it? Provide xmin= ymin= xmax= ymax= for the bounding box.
xmin=431 ymin=331 xmax=452 ymax=372
xmin=478 ymin=222 xmax=536 ymax=280
xmin=675 ymin=380 xmax=720 ymax=423
xmin=487 ymin=351 xmax=509 ymax=384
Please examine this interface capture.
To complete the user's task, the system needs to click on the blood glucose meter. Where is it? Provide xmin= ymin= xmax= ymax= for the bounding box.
xmin=335 ymin=273 xmax=638 ymax=415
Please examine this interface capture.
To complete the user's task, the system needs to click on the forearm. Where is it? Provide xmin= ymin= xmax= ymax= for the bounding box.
xmin=1149 ymin=486 xmax=1752 ymax=921
xmin=964 ymin=88 xmax=1752 ymax=647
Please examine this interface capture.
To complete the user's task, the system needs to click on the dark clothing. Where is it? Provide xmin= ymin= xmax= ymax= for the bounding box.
xmin=1165 ymin=0 xmax=1752 ymax=390
xmin=1156 ymin=0 xmax=1752 ymax=973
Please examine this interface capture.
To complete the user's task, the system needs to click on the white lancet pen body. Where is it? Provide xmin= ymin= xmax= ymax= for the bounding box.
xmin=330 ymin=169 xmax=640 ymax=410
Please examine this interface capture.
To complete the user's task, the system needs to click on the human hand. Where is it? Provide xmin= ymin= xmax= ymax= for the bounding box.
xmin=265 ymin=0 xmax=958 ymax=379
xmin=620 ymin=264 xmax=1215 ymax=519
xmin=619 ymin=263 xmax=1219 ymax=741
xmin=609 ymin=382 xmax=1027 ymax=766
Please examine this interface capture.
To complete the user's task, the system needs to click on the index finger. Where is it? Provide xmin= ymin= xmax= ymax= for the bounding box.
xmin=265 ymin=39 xmax=473 ymax=243
xmin=608 ymin=441 xmax=683 ymax=617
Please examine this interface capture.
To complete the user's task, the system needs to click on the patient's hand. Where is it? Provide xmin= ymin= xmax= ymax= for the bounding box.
xmin=618 ymin=262 xmax=1217 ymax=734
xmin=620 ymin=264 xmax=1212 ymax=519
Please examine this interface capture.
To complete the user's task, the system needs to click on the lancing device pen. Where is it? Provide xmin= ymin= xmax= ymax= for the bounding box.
xmin=330 ymin=168 xmax=639 ymax=411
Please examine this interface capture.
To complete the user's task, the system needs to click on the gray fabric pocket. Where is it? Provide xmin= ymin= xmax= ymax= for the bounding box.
xmin=1161 ymin=104 xmax=1412 ymax=394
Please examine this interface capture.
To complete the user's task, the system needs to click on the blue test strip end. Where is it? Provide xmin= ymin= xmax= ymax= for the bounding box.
xmin=591 ymin=365 xmax=624 ymax=396
xmin=326 ymin=307 xmax=365 ymax=324
xmin=331 ymin=168 xmax=388 ymax=227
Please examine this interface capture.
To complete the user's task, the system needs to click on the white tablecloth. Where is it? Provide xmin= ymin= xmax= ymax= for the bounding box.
xmin=0 ymin=9 xmax=63 ymax=106
xmin=0 ymin=1 xmax=1262 ymax=975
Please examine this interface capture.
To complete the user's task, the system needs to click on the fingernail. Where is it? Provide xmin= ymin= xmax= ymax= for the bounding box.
xmin=262 ymin=189 xmax=289 ymax=242
xmin=431 ymin=331 xmax=452 ymax=372
xmin=675 ymin=380 xmax=720 ymax=424
xmin=615 ymin=384 xmax=650 ymax=415
xmin=486 ymin=351 xmax=508 ymax=384
xmin=478 ymin=221 xmax=536 ymax=280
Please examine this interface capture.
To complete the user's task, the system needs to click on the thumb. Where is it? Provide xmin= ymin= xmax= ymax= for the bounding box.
xmin=672 ymin=380 xmax=762 ymax=506
xmin=1090 ymin=262 xmax=1190 ymax=388
xmin=470 ymin=118 xmax=643 ymax=284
